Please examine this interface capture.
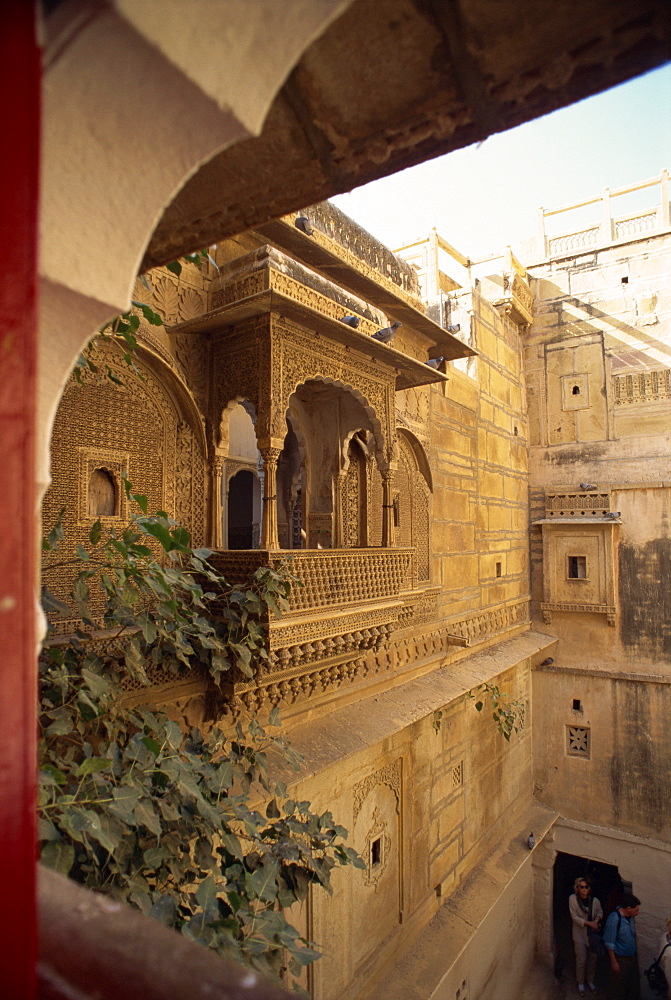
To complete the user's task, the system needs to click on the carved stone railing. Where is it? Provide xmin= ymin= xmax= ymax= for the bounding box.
xmin=544 ymin=491 xmax=611 ymax=517
xmin=612 ymin=369 xmax=671 ymax=405
xmin=613 ymin=210 xmax=658 ymax=240
xmin=547 ymin=226 xmax=599 ymax=257
xmin=207 ymin=548 xmax=415 ymax=712
xmin=539 ymin=170 xmax=670 ymax=260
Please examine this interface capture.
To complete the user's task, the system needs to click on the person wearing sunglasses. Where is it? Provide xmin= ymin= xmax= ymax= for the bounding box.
xmin=570 ymin=877 xmax=603 ymax=995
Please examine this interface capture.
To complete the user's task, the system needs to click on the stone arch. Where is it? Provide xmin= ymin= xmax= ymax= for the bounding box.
xmin=396 ymin=428 xmax=433 ymax=493
xmin=286 ymin=375 xmax=388 ymax=472
xmin=43 ymin=342 xmax=207 ymax=629
xmin=217 ymin=397 xmax=258 ymax=456
xmin=394 ymin=430 xmax=432 ymax=584
xmin=38 ymin=0 xmax=354 ymax=501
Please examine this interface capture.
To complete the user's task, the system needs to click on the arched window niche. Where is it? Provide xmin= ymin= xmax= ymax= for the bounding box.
xmin=87 ymin=467 xmax=117 ymax=517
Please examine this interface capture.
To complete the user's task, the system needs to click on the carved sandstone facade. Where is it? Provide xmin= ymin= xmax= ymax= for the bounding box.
xmin=42 ymin=175 xmax=671 ymax=1000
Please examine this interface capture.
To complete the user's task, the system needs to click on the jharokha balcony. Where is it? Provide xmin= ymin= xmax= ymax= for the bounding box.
xmin=207 ymin=547 xmax=417 ymax=714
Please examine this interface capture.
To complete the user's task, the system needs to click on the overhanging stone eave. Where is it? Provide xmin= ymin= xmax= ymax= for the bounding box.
xmin=252 ymin=216 xmax=476 ymax=360
xmin=169 ymin=288 xmax=458 ymax=389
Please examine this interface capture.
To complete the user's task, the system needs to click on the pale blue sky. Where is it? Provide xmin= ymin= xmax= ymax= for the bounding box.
xmin=332 ymin=64 xmax=671 ymax=261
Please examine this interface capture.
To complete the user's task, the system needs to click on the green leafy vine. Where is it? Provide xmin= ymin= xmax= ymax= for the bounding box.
xmin=39 ymin=484 xmax=364 ymax=982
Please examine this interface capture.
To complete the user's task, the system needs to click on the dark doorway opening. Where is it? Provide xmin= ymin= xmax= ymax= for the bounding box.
xmin=553 ymin=851 xmax=626 ymax=989
xmin=228 ymin=470 xmax=255 ymax=549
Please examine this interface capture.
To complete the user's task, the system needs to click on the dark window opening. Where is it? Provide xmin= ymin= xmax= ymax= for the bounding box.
xmin=572 ymin=384 xmax=581 ymax=396
xmin=228 ymin=470 xmax=255 ymax=549
xmin=568 ymin=555 xmax=587 ymax=579
xmin=392 ymin=497 xmax=400 ymax=528
xmin=88 ymin=468 xmax=116 ymax=517
xmin=495 ymin=561 xmax=502 ymax=578
xmin=572 ymin=699 xmax=581 ymax=711
xmin=621 ymin=276 xmax=629 ymax=284
xmin=371 ymin=837 xmax=381 ymax=866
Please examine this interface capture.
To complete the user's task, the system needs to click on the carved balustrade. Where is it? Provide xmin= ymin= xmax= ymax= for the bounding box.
xmin=207 ymin=547 xmax=414 ymax=712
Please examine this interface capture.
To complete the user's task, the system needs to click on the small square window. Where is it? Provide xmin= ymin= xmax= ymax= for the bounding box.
xmin=572 ymin=699 xmax=582 ymax=711
xmin=567 ymin=555 xmax=587 ymax=579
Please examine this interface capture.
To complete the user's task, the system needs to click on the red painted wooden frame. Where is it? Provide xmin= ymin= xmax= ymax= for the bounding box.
xmin=0 ymin=4 xmax=40 ymax=997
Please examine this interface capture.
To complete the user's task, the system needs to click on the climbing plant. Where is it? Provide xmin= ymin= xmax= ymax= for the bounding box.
xmin=433 ymin=682 xmax=524 ymax=741
xmin=73 ymin=249 xmax=215 ymax=384
xmin=39 ymin=483 xmax=364 ymax=982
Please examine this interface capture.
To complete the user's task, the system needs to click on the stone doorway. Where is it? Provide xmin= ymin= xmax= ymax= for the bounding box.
xmin=553 ymin=851 xmax=624 ymax=989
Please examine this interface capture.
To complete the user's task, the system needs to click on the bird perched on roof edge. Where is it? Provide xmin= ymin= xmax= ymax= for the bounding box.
xmin=527 ymin=832 xmax=535 ymax=850
xmin=294 ymin=216 xmax=314 ymax=235
xmin=580 ymin=483 xmax=597 ymax=491
xmin=339 ymin=315 xmax=361 ymax=328
xmin=372 ymin=321 xmax=401 ymax=343
xmin=426 ymin=357 xmax=445 ymax=369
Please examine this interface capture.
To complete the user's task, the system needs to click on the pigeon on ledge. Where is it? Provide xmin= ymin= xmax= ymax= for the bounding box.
xmin=580 ymin=483 xmax=597 ymax=491
xmin=446 ymin=323 xmax=461 ymax=334
xmin=339 ymin=315 xmax=361 ymax=328
xmin=527 ymin=832 xmax=535 ymax=850
xmin=372 ymin=321 xmax=401 ymax=343
xmin=426 ymin=357 xmax=445 ymax=369
xmin=294 ymin=216 xmax=314 ymax=235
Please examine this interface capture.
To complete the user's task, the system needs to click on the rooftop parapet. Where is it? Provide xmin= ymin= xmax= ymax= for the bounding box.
xmin=535 ymin=169 xmax=670 ymax=261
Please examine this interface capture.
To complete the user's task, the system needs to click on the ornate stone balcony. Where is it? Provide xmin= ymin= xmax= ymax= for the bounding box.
xmin=207 ymin=547 xmax=415 ymax=712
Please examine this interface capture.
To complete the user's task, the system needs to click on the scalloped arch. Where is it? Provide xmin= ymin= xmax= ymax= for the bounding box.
xmin=287 ymin=376 xmax=388 ymax=470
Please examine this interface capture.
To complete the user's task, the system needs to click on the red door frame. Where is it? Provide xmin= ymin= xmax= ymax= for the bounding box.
xmin=0 ymin=4 xmax=40 ymax=997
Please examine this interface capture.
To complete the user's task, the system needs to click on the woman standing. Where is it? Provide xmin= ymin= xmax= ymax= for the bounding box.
xmin=570 ymin=876 xmax=604 ymax=995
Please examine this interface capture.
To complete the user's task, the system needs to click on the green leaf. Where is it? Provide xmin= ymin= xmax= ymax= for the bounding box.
xmin=40 ymin=764 xmax=68 ymax=787
xmin=149 ymin=894 xmax=177 ymax=925
xmin=195 ymin=874 xmax=218 ymax=910
xmin=142 ymin=521 xmax=174 ymax=551
xmin=134 ymin=799 xmax=162 ymax=836
xmin=220 ymin=830 xmax=243 ymax=861
xmin=165 ymin=260 xmax=182 ymax=277
xmin=76 ymin=756 xmax=112 ymax=777
xmin=132 ymin=493 xmax=149 ymax=514
xmin=132 ymin=301 xmax=164 ymax=327
xmin=41 ymin=588 xmax=72 ymax=618
xmin=41 ymin=841 xmax=75 ymax=876
xmin=89 ymin=520 xmax=103 ymax=545
xmin=141 ymin=736 xmax=161 ymax=758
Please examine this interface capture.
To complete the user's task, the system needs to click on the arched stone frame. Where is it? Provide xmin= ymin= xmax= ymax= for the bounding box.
xmin=394 ymin=428 xmax=433 ymax=586
xmin=286 ymin=376 xmax=391 ymax=549
xmin=43 ymin=340 xmax=208 ymax=630
xmin=213 ymin=397 xmax=260 ymax=548
xmin=340 ymin=432 xmax=369 ymax=548
xmin=276 ymin=414 xmax=307 ymax=549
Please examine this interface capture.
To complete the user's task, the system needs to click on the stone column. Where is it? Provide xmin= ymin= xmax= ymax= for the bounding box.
xmin=260 ymin=446 xmax=281 ymax=550
xmin=208 ymin=456 xmax=224 ymax=549
xmin=333 ymin=471 xmax=347 ymax=548
xmin=381 ymin=470 xmax=395 ymax=548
